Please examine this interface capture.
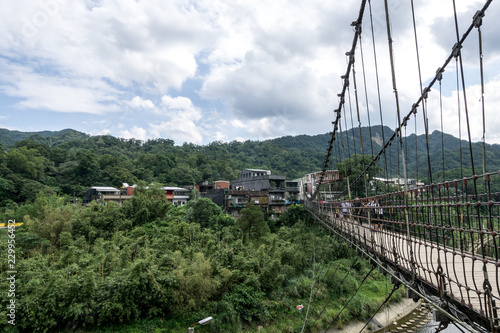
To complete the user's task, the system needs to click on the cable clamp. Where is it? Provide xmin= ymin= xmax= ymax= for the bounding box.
xmin=436 ymin=67 xmax=444 ymax=81
xmin=452 ymin=43 xmax=462 ymax=58
xmin=411 ymin=103 xmax=418 ymax=115
xmin=423 ymin=87 xmax=431 ymax=99
xmin=473 ymin=10 xmax=484 ymax=28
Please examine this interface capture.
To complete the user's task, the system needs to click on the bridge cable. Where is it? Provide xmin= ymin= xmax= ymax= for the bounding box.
xmin=302 ymin=234 xmax=358 ymax=331
xmin=322 ymin=266 xmax=376 ymax=332
xmin=310 ymin=257 xmax=360 ymax=329
xmin=358 ymin=33 xmax=374 ymax=160
xmin=409 ymin=0 xmax=423 ymax=187
xmin=355 ymin=26 xmax=375 ymax=204
xmin=339 ymin=106 xmax=352 ymax=200
xmin=357 ymin=282 xmax=400 ymax=333
xmin=311 ymin=0 xmax=368 ymax=201
xmin=367 ymin=0 xmax=390 ymax=193
xmin=300 ymin=225 xmax=316 ymax=333
xmin=332 ymin=0 xmax=494 ymax=201
xmin=350 ymin=38 xmax=370 ymax=202
xmin=347 ymin=79 xmax=357 ymax=159
xmin=452 ymin=0 xmax=485 ymax=311
xmin=382 ymin=0 xmax=415 ymax=290
xmin=474 ymin=9 xmax=498 ymax=329
xmin=342 ymin=85 xmax=352 ymax=162
xmin=340 ymin=69 xmax=358 ymax=162
xmin=306 ymin=204 xmax=480 ymax=332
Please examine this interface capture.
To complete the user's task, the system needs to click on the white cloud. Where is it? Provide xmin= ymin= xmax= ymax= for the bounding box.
xmin=161 ymin=95 xmax=194 ymax=110
xmin=0 ymin=0 xmax=216 ymax=114
xmin=120 ymin=125 xmax=148 ymax=141
xmin=230 ymin=117 xmax=282 ymax=140
xmin=118 ymin=95 xmax=206 ymax=144
xmin=0 ymin=0 xmax=498 ymax=147
xmin=127 ymin=96 xmax=156 ymax=110
xmin=0 ymin=59 xmax=117 ymax=114
xmin=149 ymin=95 xmax=204 ymax=144
xmin=425 ymin=76 xmax=500 ymax=144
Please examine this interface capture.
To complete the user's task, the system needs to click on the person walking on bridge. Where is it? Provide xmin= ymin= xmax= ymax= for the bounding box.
xmin=353 ymin=198 xmax=361 ymax=225
xmin=341 ymin=200 xmax=351 ymax=220
xmin=368 ymin=199 xmax=378 ymax=231
xmin=373 ymin=199 xmax=383 ymax=231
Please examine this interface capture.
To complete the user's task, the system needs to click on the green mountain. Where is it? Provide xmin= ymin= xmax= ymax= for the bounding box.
xmin=0 ymin=126 xmax=499 ymax=205
xmin=0 ymin=128 xmax=89 ymax=148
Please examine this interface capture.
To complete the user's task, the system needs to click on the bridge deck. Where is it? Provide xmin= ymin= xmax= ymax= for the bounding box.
xmin=316 ymin=210 xmax=499 ymax=320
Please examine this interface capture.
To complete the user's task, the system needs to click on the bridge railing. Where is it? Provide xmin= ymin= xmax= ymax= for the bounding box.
xmin=306 ymin=179 xmax=500 ymax=332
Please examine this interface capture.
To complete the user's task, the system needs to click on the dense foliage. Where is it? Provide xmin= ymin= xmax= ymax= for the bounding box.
xmin=1 ymin=126 xmax=500 ymax=206
xmin=0 ymin=129 xmax=328 ymax=206
xmin=0 ymin=192 xmax=401 ymax=332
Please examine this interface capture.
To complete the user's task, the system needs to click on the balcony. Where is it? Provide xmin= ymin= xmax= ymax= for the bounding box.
xmin=102 ymin=194 xmax=133 ymax=201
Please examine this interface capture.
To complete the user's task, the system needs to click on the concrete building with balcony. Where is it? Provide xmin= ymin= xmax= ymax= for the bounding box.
xmin=303 ymin=170 xmax=343 ymax=199
xmin=170 ymin=187 xmax=190 ymax=206
xmin=85 ymin=184 xmax=190 ymax=206
xmin=85 ymin=186 xmax=132 ymax=205
xmin=285 ymin=180 xmax=300 ymax=204
xmin=196 ymin=180 xmax=230 ymax=193
xmin=227 ymin=169 xmax=291 ymax=214
xmin=231 ymin=169 xmax=287 ymax=211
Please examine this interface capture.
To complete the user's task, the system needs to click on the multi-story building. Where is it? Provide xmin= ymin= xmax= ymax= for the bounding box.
xmin=85 ymin=186 xmax=131 ymax=204
xmin=196 ymin=180 xmax=230 ymax=193
xmin=303 ymin=170 xmax=343 ymax=199
xmin=231 ymin=169 xmax=287 ymax=213
xmin=285 ymin=180 xmax=300 ymax=204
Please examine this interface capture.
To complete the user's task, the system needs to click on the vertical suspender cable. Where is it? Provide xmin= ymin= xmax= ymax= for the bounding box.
xmin=383 ymin=0 xmax=411 ymax=247
xmin=358 ymin=34 xmax=374 ymax=159
xmin=351 ymin=43 xmax=370 ymax=201
xmin=368 ymin=0 xmax=390 ymax=190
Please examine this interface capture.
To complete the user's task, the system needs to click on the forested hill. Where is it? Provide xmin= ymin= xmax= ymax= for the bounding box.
xmin=0 ymin=126 xmax=499 ymax=205
xmin=0 ymin=128 xmax=89 ymax=148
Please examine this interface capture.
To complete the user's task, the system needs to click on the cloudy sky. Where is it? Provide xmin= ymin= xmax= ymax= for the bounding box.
xmin=0 ymin=0 xmax=499 ymax=145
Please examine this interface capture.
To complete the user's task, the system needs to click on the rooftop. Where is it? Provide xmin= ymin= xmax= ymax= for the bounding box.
xmin=90 ymin=186 xmax=119 ymax=192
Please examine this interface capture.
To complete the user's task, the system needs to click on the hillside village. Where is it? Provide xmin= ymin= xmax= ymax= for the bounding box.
xmin=85 ymin=168 xmax=421 ymax=216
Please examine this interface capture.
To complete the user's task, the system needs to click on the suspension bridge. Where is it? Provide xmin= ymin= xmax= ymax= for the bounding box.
xmin=304 ymin=0 xmax=499 ymax=332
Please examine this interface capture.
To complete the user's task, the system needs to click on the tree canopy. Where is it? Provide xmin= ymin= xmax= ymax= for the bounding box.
xmin=0 ymin=192 xmax=402 ymax=332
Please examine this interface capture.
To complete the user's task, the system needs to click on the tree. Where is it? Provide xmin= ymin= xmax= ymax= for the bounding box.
xmin=336 ymin=154 xmax=382 ymax=197
xmin=6 ymin=147 xmax=46 ymax=180
xmin=186 ymin=197 xmax=222 ymax=228
xmin=75 ymin=149 xmax=101 ymax=185
xmin=122 ymin=183 xmax=173 ymax=226
xmin=237 ymin=203 xmax=269 ymax=242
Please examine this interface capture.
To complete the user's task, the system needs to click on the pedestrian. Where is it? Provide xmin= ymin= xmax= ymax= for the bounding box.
xmin=369 ymin=199 xmax=378 ymax=231
xmin=373 ymin=199 xmax=383 ymax=231
xmin=341 ymin=200 xmax=350 ymax=219
xmin=354 ymin=198 xmax=361 ymax=225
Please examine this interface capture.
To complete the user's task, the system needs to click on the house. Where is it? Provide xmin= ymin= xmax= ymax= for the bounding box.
xmin=231 ymin=169 xmax=287 ymax=212
xmin=372 ymin=177 xmax=424 ymax=190
xmin=85 ymin=183 xmax=190 ymax=206
xmin=303 ymin=170 xmax=343 ymax=199
xmin=168 ymin=187 xmax=190 ymax=206
xmin=196 ymin=180 xmax=230 ymax=193
xmin=85 ymin=186 xmax=132 ymax=204
xmin=285 ymin=180 xmax=300 ymax=204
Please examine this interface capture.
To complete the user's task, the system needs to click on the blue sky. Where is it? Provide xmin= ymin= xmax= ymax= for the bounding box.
xmin=0 ymin=0 xmax=499 ymax=145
